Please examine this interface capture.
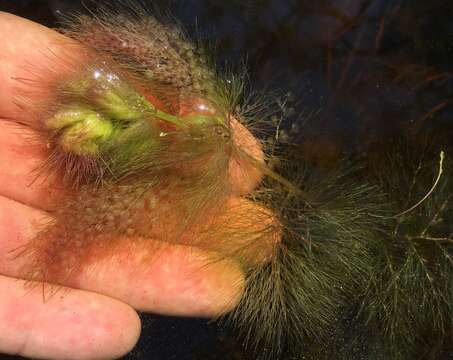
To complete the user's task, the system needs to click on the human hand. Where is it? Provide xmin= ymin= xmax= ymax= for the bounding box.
xmin=0 ymin=12 xmax=265 ymax=359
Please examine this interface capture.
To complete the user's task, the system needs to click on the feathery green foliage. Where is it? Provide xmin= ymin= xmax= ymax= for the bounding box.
xmin=227 ymin=136 xmax=452 ymax=360
xmin=13 ymin=3 xmax=453 ymax=359
xmin=228 ymin=145 xmax=390 ymax=358
xmin=358 ymin=138 xmax=453 ymax=360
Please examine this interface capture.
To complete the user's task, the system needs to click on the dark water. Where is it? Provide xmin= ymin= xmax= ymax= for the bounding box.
xmin=1 ymin=0 xmax=452 ymax=359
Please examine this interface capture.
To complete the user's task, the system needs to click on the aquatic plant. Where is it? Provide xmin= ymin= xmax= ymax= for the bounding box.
xmin=8 ymin=2 xmax=452 ymax=359
xmin=358 ymin=137 xmax=453 ymax=360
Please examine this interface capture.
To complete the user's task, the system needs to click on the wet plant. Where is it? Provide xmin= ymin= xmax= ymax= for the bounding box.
xmin=7 ymin=2 xmax=453 ymax=359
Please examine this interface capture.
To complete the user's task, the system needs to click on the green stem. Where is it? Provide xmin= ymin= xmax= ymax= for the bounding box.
xmin=154 ymin=108 xmax=185 ymax=126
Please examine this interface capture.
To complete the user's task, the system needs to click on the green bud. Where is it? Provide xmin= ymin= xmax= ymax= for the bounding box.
xmin=47 ymin=106 xmax=98 ymax=130
xmin=60 ymin=112 xmax=113 ymax=155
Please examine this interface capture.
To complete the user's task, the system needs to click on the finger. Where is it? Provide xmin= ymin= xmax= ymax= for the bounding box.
xmin=0 ymin=274 xmax=140 ymax=360
xmin=0 ymin=12 xmax=76 ymax=122
xmin=0 ymin=117 xmax=262 ymax=210
xmin=200 ymin=197 xmax=281 ymax=265
xmin=0 ymin=120 xmax=63 ymax=210
xmin=0 ymin=195 xmax=245 ymax=317
xmin=69 ymin=242 xmax=245 ymax=317
xmin=229 ymin=118 xmax=264 ymax=195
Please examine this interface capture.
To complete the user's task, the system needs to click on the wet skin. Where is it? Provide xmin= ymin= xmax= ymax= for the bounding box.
xmin=0 ymin=12 xmax=269 ymax=360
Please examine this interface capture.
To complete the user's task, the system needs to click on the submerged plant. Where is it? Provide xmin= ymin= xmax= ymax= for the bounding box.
xmin=358 ymin=138 xmax=453 ymax=360
xmin=8 ymin=2 xmax=452 ymax=359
